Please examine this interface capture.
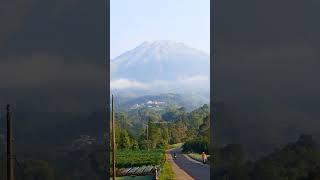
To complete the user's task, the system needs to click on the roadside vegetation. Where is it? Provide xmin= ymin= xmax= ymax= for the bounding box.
xmin=182 ymin=138 xmax=209 ymax=154
xmin=167 ymin=143 xmax=183 ymax=150
xmin=159 ymin=159 xmax=175 ymax=180
xmin=188 ymin=153 xmax=211 ymax=163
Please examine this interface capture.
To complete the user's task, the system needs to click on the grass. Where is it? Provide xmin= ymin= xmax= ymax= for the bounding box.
xmin=159 ymin=155 xmax=175 ymax=180
xmin=188 ymin=153 xmax=211 ymax=163
xmin=167 ymin=143 xmax=183 ymax=150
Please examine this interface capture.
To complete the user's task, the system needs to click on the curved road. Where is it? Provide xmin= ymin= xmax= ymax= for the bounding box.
xmin=167 ymin=148 xmax=210 ymax=180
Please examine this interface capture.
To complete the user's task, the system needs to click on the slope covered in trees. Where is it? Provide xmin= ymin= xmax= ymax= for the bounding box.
xmin=113 ymin=104 xmax=210 ymax=151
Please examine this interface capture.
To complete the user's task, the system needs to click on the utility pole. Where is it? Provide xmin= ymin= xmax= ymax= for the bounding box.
xmin=111 ymin=95 xmax=116 ymax=180
xmin=146 ymin=118 xmax=149 ymax=152
xmin=139 ymin=110 xmax=149 ymax=151
xmin=7 ymin=104 xmax=14 ymax=180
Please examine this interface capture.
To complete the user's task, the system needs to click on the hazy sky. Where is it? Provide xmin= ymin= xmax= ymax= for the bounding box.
xmin=110 ymin=0 xmax=210 ymax=58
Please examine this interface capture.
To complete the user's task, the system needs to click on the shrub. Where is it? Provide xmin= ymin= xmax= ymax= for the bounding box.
xmin=182 ymin=138 xmax=208 ymax=154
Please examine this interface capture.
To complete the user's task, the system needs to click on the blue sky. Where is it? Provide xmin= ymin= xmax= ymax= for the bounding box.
xmin=110 ymin=0 xmax=210 ymax=58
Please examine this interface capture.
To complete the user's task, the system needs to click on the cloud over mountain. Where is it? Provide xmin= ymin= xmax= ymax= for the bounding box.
xmin=111 ymin=40 xmax=210 ymax=94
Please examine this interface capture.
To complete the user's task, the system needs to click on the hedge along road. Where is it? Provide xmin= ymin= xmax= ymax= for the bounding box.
xmin=167 ymin=148 xmax=210 ymax=180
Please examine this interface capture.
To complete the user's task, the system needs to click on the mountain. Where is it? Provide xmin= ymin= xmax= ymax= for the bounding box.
xmin=111 ymin=40 xmax=210 ymax=96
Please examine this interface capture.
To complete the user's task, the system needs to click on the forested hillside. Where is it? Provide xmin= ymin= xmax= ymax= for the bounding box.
xmin=113 ymin=104 xmax=210 ymax=150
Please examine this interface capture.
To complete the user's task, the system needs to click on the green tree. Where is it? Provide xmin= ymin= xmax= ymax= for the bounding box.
xmin=199 ymin=115 xmax=210 ymax=141
xmin=118 ymin=130 xmax=131 ymax=149
xmin=148 ymin=119 xmax=161 ymax=149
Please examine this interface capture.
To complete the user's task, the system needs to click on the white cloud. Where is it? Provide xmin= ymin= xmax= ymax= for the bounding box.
xmin=111 ymin=79 xmax=150 ymax=90
xmin=177 ymin=75 xmax=209 ymax=86
xmin=111 ymin=75 xmax=209 ymax=92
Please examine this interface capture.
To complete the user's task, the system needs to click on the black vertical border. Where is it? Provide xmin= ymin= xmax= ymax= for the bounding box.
xmin=210 ymin=0 xmax=216 ymax=179
xmin=106 ymin=0 xmax=111 ymax=179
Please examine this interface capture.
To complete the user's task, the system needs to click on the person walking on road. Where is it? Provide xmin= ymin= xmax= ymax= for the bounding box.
xmin=201 ymin=152 xmax=207 ymax=164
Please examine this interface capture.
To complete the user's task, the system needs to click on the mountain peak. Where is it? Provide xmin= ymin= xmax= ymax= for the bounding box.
xmin=135 ymin=40 xmax=204 ymax=54
xmin=112 ymin=40 xmax=208 ymax=63
xmin=111 ymin=40 xmax=210 ymax=86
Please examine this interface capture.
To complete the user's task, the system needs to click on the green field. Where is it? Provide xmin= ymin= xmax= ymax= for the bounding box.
xmin=114 ymin=149 xmax=165 ymax=168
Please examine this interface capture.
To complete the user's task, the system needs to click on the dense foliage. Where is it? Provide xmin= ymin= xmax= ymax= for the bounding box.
xmin=182 ymin=138 xmax=209 ymax=154
xmin=113 ymin=104 xmax=210 ymax=151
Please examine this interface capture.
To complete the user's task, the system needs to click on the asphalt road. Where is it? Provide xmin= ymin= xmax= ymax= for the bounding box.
xmin=168 ymin=148 xmax=210 ymax=180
